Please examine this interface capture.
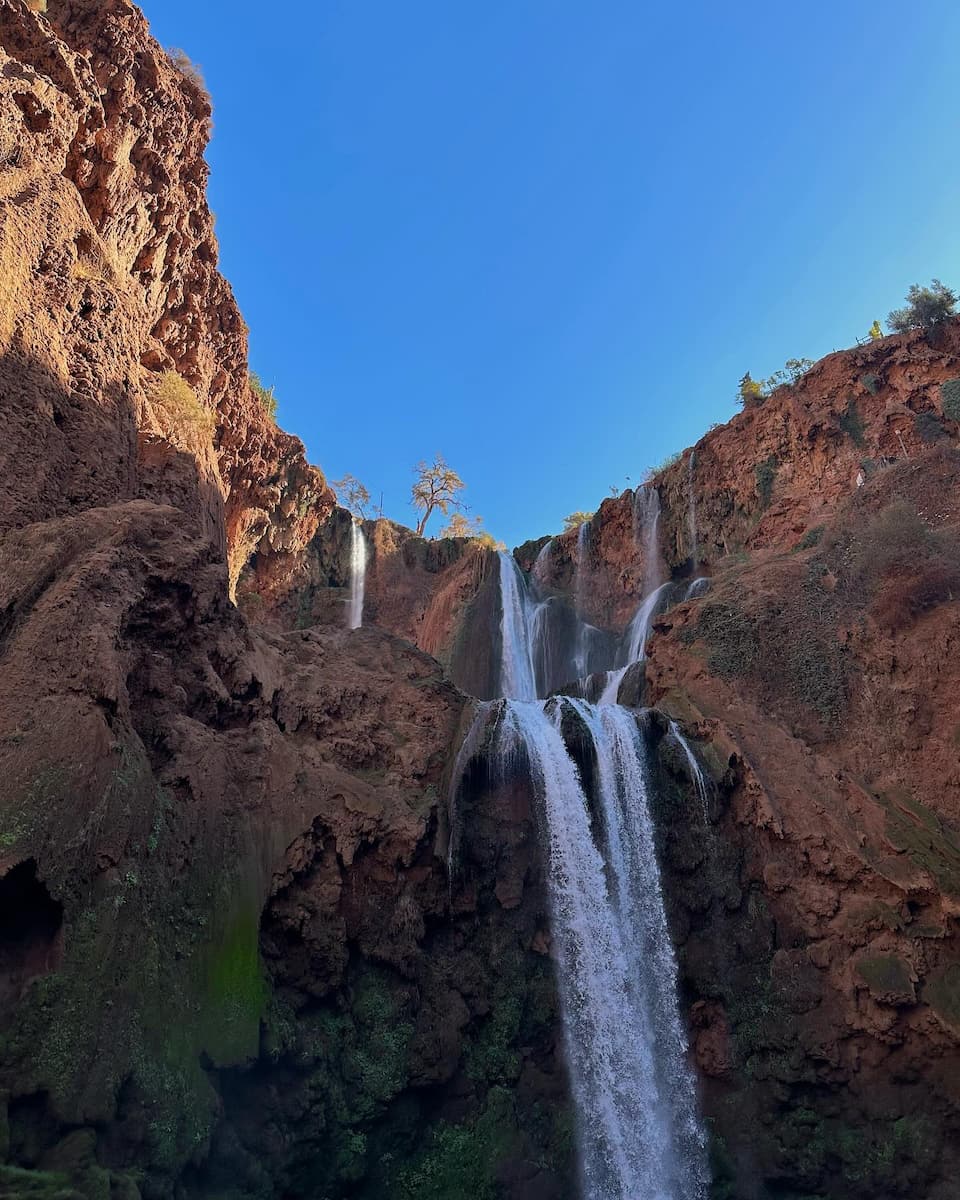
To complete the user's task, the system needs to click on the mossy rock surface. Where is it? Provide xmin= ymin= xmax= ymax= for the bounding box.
xmin=926 ymin=963 xmax=960 ymax=1031
xmin=856 ymin=954 xmax=915 ymax=1004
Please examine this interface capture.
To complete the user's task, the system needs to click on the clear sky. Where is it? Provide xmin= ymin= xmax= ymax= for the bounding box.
xmin=144 ymin=0 xmax=960 ymax=547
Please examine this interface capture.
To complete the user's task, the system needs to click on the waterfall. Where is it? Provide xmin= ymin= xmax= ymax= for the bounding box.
xmin=498 ymin=551 xmax=537 ymax=700
xmin=532 ymin=537 xmax=555 ymax=587
xmin=493 ymin=699 xmax=708 ymax=1200
xmin=571 ymin=520 xmax=592 ymax=677
xmin=669 ymin=720 xmax=711 ymax=824
xmin=347 ymin=520 xmax=367 ymax=630
xmin=684 ymin=577 xmax=710 ymax=601
xmin=634 ymin=485 xmax=664 ymax=595
xmin=468 ymin=506 xmax=707 ymax=1197
xmin=598 ymin=581 xmax=671 ymax=705
xmin=597 ymin=491 xmax=668 ymax=704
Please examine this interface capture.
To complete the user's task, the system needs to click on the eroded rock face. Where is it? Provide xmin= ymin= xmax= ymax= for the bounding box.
xmin=0 ymin=2 xmax=562 ymax=1196
xmin=239 ymin=512 xmax=505 ymax=698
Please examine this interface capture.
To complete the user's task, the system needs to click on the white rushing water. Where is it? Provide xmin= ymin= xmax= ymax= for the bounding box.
xmin=498 ymin=551 xmax=538 ymax=700
xmin=669 ymin=720 xmax=711 ymax=825
xmin=493 ymin=699 xmax=708 ymax=1200
xmin=684 ymin=576 xmax=711 ymax=601
xmin=597 ymin=488 xmax=668 ymax=704
xmin=347 ymin=520 xmax=367 ymax=630
xmin=485 ymin=525 xmax=707 ymax=1199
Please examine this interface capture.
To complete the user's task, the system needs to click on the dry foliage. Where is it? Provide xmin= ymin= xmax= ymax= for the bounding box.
xmin=827 ymin=499 xmax=960 ymax=631
xmin=167 ymin=48 xmax=208 ymax=96
xmin=25 ymin=0 xmax=47 ymax=13
xmin=152 ymin=371 xmax=215 ymax=445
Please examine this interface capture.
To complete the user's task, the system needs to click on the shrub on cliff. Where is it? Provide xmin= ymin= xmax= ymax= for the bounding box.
xmin=563 ymin=511 xmax=593 ymax=531
xmin=887 ymin=279 xmax=957 ymax=333
xmin=842 ymin=500 xmax=960 ymax=630
xmin=25 ymin=0 xmax=47 ymax=13
xmin=167 ymin=48 xmax=208 ymax=95
xmin=152 ymin=371 xmax=215 ymax=443
xmin=249 ymin=373 xmax=277 ymax=421
xmin=941 ymin=379 xmax=960 ymax=422
xmin=737 ymin=360 xmax=813 ymax=407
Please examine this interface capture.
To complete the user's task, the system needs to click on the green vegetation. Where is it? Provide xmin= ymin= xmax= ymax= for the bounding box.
xmin=684 ymin=577 xmax=849 ymax=730
xmin=394 ymin=1088 xmax=517 ymax=1200
xmin=838 ymin=397 xmax=865 ymax=447
xmin=198 ymin=903 xmax=269 ymax=1066
xmin=440 ymin=512 xmax=504 ymax=548
xmin=249 ymin=372 xmax=278 ymax=420
xmin=0 ymin=1165 xmax=79 ymax=1197
xmin=861 ymin=372 xmax=880 ymax=394
xmin=465 ymin=996 xmax=522 ymax=1084
xmin=940 ymin=378 xmax=960 ymax=422
xmin=563 ymin=510 xmax=593 ymax=531
xmin=887 ymin=278 xmax=957 ymax=332
xmin=738 ymin=359 xmax=814 ymax=407
xmin=926 ymin=963 xmax=960 ymax=1028
xmin=840 ymin=499 xmax=960 ymax=631
xmin=754 ymin=455 xmax=778 ymax=508
xmin=797 ymin=525 xmax=825 ymax=550
xmin=855 ymin=954 xmax=914 ymax=999
xmin=913 ymin=410 xmax=947 ymax=443
xmin=646 ymin=451 xmax=682 ymax=479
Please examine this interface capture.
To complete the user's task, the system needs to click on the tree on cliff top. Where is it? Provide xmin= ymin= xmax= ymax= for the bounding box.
xmin=563 ymin=511 xmax=593 ymax=531
xmin=887 ymin=280 xmax=957 ymax=333
xmin=332 ymin=474 xmax=370 ymax=519
xmin=441 ymin=512 xmax=483 ymax=538
xmin=411 ymin=455 xmax=465 ymax=535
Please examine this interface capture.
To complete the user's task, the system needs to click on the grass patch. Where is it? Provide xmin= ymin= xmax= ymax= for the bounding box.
xmin=941 ymin=378 xmax=960 ymax=422
xmin=839 ymin=397 xmax=865 ymax=447
xmin=754 ymin=456 xmax=778 ymax=509
xmin=249 ymin=372 xmax=278 ymax=421
xmin=861 ymin=373 xmax=880 ymax=395
xmin=151 ymin=371 xmax=215 ymax=445
xmin=913 ymin=410 xmax=947 ymax=443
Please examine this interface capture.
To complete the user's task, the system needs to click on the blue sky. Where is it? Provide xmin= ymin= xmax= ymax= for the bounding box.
xmin=144 ymin=0 xmax=960 ymax=547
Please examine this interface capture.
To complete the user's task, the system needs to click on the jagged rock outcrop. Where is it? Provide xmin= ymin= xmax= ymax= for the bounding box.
xmin=0 ymin=3 xmax=564 ymax=1197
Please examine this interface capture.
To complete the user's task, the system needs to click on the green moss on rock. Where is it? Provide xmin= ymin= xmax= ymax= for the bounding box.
xmin=855 ymin=954 xmax=915 ymax=1004
xmin=393 ymin=1087 xmax=517 ymax=1200
xmin=926 ymin=963 xmax=960 ymax=1030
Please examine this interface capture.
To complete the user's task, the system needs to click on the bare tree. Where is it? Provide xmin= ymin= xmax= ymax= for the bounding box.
xmin=332 ymin=473 xmax=371 ymax=519
xmin=411 ymin=455 xmax=465 ymax=536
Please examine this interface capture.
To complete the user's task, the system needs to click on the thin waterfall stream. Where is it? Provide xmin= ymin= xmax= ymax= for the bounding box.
xmin=458 ymin=491 xmax=709 ymax=1199
xmin=347 ymin=520 xmax=367 ymax=630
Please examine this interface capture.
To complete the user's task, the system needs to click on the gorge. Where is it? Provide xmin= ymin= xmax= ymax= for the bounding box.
xmin=1 ymin=2 xmax=960 ymax=1199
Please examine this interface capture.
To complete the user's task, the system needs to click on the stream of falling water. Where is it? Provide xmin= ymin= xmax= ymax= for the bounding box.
xmin=473 ymin=494 xmax=708 ymax=1198
xmin=347 ymin=520 xmax=367 ymax=630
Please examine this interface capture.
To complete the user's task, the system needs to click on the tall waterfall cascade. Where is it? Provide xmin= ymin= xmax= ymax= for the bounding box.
xmin=459 ymin=490 xmax=709 ymax=1199
xmin=347 ymin=520 xmax=367 ymax=630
